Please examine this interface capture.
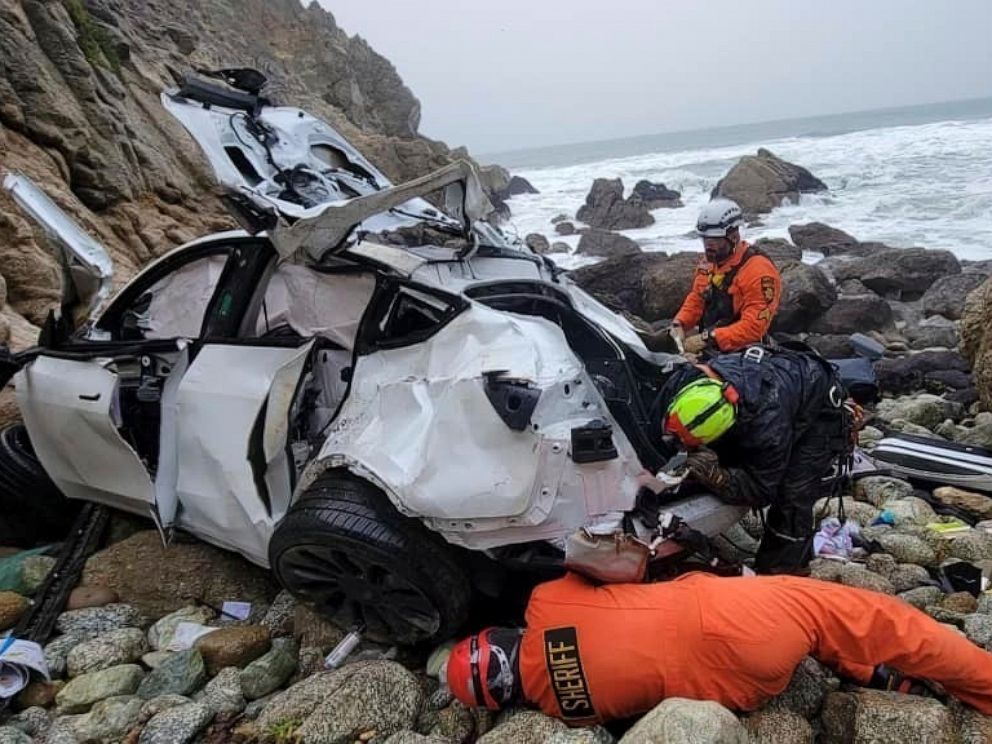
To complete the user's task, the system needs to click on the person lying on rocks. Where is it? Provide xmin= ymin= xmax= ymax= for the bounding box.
xmin=669 ymin=198 xmax=782 ymax=357
xmin=655 ymin=344 xmax=850 ymax=574
xmin=442 ymin=571 xmax=992 ymax=725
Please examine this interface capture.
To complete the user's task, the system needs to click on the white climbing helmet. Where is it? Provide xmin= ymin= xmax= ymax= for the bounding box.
xmin=696 ymin=198 xmax=743 ymax=238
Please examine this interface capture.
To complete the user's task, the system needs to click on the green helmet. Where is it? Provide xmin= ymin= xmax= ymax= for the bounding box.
xmin=664 ymin=378 xmax=738 ymax=447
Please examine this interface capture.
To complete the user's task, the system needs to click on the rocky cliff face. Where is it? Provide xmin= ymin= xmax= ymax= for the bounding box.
xmin=0 ymin=0 xmax=473 ymax=344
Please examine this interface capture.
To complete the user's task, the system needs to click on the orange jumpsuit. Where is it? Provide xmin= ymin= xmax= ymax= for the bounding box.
xmin=673 ymin=241 xmax=781 ymax=352
xmin=519 ymin=572 xmax=992 ymax=725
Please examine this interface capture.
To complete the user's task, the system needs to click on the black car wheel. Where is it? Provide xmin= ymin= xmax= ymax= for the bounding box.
xmin=269 ymin=470 xmax=471 ymax=645
xmin=0 ymin=424 xmax=81 ymax=547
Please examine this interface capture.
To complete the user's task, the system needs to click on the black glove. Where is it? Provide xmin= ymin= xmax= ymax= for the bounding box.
xmin=686 ymin=448 xmax=731 ymax=495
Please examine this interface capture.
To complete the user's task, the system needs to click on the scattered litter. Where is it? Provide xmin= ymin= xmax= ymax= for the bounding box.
xmin=814 ymin=517 xmax=861 ymax=559
xmin=0 ymin=547 xmax=52 ymax=593
xmin=221 ymin=601 xmax=252 ymax=621
xmin=165 ymin=622 xmax=218 ymax=651
xmin=870 ymin=511 xmax=895 ymax=527
xmin=944 ymin=562 xmax=983 ymax=597
xmin=324 ymin=628 xmax=363 ymax=669
xmin=0 ymin=636 xmax=49 ymax=698
xmin=926 ymin=519 xmax=972 ymax=537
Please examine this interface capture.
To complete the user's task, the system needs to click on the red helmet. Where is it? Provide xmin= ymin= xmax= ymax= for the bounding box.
xmin=445 ymin=627 xmax=522 ymax=710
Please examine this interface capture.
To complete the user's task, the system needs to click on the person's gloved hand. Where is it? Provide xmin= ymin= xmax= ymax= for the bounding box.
xmin=686 ymin=448 xmax=731 ymax=494
xmin=683 ymin=332 xmax=709 ymax=355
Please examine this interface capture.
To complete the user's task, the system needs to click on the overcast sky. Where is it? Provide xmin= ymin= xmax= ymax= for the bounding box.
xmin=319 ymin=0 xmax=992 ymax=154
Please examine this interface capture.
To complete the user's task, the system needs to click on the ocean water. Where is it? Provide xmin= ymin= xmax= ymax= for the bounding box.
xmin=490 ymin=98 xmax=992 ymax=269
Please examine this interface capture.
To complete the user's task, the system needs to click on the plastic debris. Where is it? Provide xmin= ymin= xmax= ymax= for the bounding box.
xmin=814 ymin=517 xmax=861 ymax=559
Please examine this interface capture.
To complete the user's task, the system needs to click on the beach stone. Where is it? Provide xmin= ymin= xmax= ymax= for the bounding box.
xmin=524 ymin=233 xmax=550 ymax=254
xmin=16 ymin=680 xmax=62 ymax=710
xmin=923 ymin=272 xmax=989 ymax=320
xmin=712 ymin=148 xmax=826 ymax=217
xmin=5 ymin=706 xmax=50 ymax=738
xmin=765 ymin=656 xmax=838 ymax=718
xmin=889 ymin=563 xmax=932 ymax=592
xmin=933 ymin=487 xmax=992 ymax=521
xmin=19 ymin=555 xmax=56 ymax=594
xmin=55 ymin=664 xmax=145 ymax=713
xmin=138 ymin=702 xmax=213 ymax=744
xmin=429 ymin=701 xmax=475 ymax=744
xmin=137 ymin=648 xmax=206 ymax=699
xmin=67 ymin=626 xmax=148 ymax=677
xmin=576 ymin=178 xmax=654 ymax=230
xmin=947 ymin=531 xmax=992 ymax=561
xmin=147 ymin=605 xmax=215 ymax=651
xmin=814 ymin=497 xmax=879 ymax=527
xmin=194 ymin=625 xmax=270 ymax=676
xmin=899 ymin=586 xmax=944 ymax=610
xmin=384 ymin=735 xmax=448 ymax=744
xmin=744 ymin=710 xmax=813 ymax=744
xmin=0 ymin=727 xmax=31 ymax=744
xmin=258 ymin=661 xmax=422 ymax=742
xmin=810 ymin=558 xmax=846 ymax=583
xmin=576 ymin=228 xmax=641 ymax=258
xmin=854 ymin=476 xmax=915 ymax=508
xmin=194 ymin=666 xmax=246 ymax=716
xmin=883 ymin=497 xmax=938 ymax=527
xmin=978 ymin=592 xmax=992 ymax=615
xmin=83 ymin=530 xmax=278 ymax=620
xmin=789 ymin=222 xmax=860 ymax=256
xmin=293 ymin=645 xmax=325 ymax=683
xmin=554 ymin=221 xmax=576 ymax=236
xmin=293 ymin=603 xmax=346 ymax=651
xmin=260 ymin=590 xmax=297 ymax=638
xmin=942 ymin=591 xmax=978 ymax=614
xmin=618 ymin=697 xmax=747 ymax=744
xmin=142 ymin=651 xmax=173 ymax=669
xmin=0 ymin=591 xmax=27 ymax=631
xmin=810 ymin=293 xmax=894 ymax=335
xmin=865 ymin=553 xmax=896 ymax=579
xmin=41 ymin=718 xmax=78 ymax=744
xmin=66 ymin=585 xmax=119 ymax=611
xmin=821 ymin=689 xmax=953 ymax=744
xmin=478 ymin=710 xmax=609 ymax=744
xmin=963 ymin=614 xmax=992 ymax=648
xmin=239 ymin=637 xmax=298 ymax=700
xmin=772 ymin=261 xmax=837 ymax=334
xmin=925 ymin=606 xmax=970 ymax=627
xmin=839 ymin=564 xmax=895 ymax=594
xmin=631 ymin=179 xmax=682 ymax=209
xmin=950 ymin=699 xmax=992 ymax=743
xmin=56 ymin=603 xmax=145 ymax=637
xmin=45 ymin=633 xmax=96 ymax=679
xmin=69 ymin=694 xmax=144 ymax=742
xmin=138 ymin=693 xmax=191 ymax=723
xmin=877 ymin=533 xmax=938 ymax=566
xmin=875 ymin=394 xmax=961 ymax=430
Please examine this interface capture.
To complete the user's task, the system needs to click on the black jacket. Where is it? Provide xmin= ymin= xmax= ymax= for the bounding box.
xmin=658 ymin=349 xmax=837 ymax=507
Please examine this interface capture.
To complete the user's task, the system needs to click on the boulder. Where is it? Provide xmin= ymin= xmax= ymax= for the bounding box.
xmin=524 ymin=233 xmax=550 ymax=254
xmin=946 ymin=530 xmax=992 ymax=561
xmin=960 ymin=277 xmax=992 ymax=410
xmin=641 ymin=252 xmax=706 ymax=322
xmin=899 ymin=586 xmax=944 ymax=610
xmin=496 ymin=175 xmax=539 ymax=199
xmin=631 ymin=180 xmax=682 ymax=209
xmin=963 ymin=614 xmax=992 ymax=648
xmin=0 ymin=591 xmax=27 ymax=631
xmin=882 ymin=497 xmax=937 ymax=527
xmin=765 ymin=656 xmax=838 ymax=718
xmin=874 ymin=350 xmax=971 ymax=395
xmin=549 ymin=242 xmax=570 ymax=254
xmin=147 ymin=606 xmax=215 ymax=651
xmin=838 ymin=565 xmax=895 ymax=595
xmin=941 ymin=591 xmax=978 ymax=614
xmin=554 ymin=221 xmax=576 ymax=236
xmin=711 ymin=148 xmax=827 ymax=217
xmin=804 ymin=333 xmax=855 ymax=358
xmin=744 ymin=711 xmax=814 ymax=744
xmin=66 ymin=586 xmax=119 ymax=611
xmin=260 ymin=590 xmax=297 ymax=639
xmin=922 ymin=272 xmax=988 ymax=320
xmin=788 ymin=222 xmax=861 ymax=256
xmin=888 ymin=563 xmax=932 ymax=593
xmin=576 ymin=178 xmax=655 ymax=230
xmin=854 ymin=476 xmax=915 ymax=508
xmin=477 ymin=710 xmax=605 ymax=743
xmin=0 ymin=727 xmax=31 ymax=744
xmin=933 ymin=487 xmax=992 ymax=521
xmin=55 ymin=604 xmax=145 ymax=637
xmin=67 ymin=627 xmax=148 ymax=677
xmin=772 ymin=262 xmax=836 ymax=333
xmin=751 ymin=237 xmax=802 ymax=267
xmin=82 ymin=531 xmax=278 ymax=620
xmin=809 ymin=293 xmax=894 ymax=335
xmin=569 ymin=253 xmax=669 ymax=319
xmin=903 ymin=315 xmax=958 ymax=350
xmin=138 ymin=694 xmax=192 ymax=724
xmin=618 ymin=698 xmax=747 ymax=744
xmin=194 ymin=626 xmax=271 ymax=677
xmin=820 ymin=689 xmax=953 ymax=744
xmin=68 ymin=694 xmax=144 ymax=743
xmin=551 ymin=213 xmax=569 ymax=224
xmin=136 ymin=649 xmax=207 ymax=699
xmin=836 ymin=248 xmax=961 ymax=300
xmin=877 ymin=533 xmax=937 ymax=567
xmin=576 ymin=229 xmax=642 ymax=258
xmin=194 ymin=667 xmax=246 ymax=717
xmin=238 ymin=637 xmax=299 ymax=700
xmin=865 ymin=553 xmax=896 ymax=579
xmin=5 ymin=706 xmax=50 ymax=738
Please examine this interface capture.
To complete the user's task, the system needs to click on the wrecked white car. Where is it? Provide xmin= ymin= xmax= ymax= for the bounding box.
xmin=0 ymin=71 xmax=744 ymax=644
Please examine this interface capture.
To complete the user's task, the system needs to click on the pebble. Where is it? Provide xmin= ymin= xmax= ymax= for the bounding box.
xmin=137 ymin=648 xmax=207 ymax=699
xmin=941 ymin=591 xmax=979 ymax=614
xmin=138 ymin=702 xmax=214 ymax=744
xmin=0 ymin=591 xmax=28 ymax=631
xmin=239 ymin=637 xmax=299 ymax=700
xmin=68 ymin=694 xmax=144 ymax=742
xmin=56 ymin=603 xmax=145 ymax=637
xmin=67 ymin=626 xmax=149 ymax=677
xmin=194 ymin=624 xmax=270 ymax=676
xmin=260 ymin=590 xmax=297 ymax=637
xmin=19 ymin=555 xmax=56 ymax=594
xmin=147 ymin=605 xmax=215 ymax=651
xmin=55 ymin=664 xmax=145 ymax=714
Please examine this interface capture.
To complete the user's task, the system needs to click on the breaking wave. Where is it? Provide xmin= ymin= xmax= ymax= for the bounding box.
xmin=500 ymin=114 xmax=992 ymax=269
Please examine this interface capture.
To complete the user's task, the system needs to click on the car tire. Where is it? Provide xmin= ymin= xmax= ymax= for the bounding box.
xmin=269 ymin=470 xmax=471 ymax=645
xmin=0 ymin=424 xmax=80 ymax=547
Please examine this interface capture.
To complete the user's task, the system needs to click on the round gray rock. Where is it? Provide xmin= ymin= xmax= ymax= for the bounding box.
xmin=619 ymin=698 xmax=747 ymax=743
xmin=55 ymin=604 xmax=145 ymax=637
xmin=136 ymin=648 xmax=206 ymax=699
xmin=138 ymin=702 xmax=214 ymax=744
xmin=55 ymin=664 xmax=145 ymax=714
xmin=854 ymin=476 xmax=915 ymax=508
xmin=67 ymin=626 xmax=148 ymax=677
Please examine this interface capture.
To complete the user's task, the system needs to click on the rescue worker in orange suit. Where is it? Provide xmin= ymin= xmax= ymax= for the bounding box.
xmin=444 ymin=572 xmax=992 ymax=725
xmin=671 ymin=198 xmax=782 ymax=356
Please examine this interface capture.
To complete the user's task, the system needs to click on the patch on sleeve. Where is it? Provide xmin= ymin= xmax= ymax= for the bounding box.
xmin=761 ymin=276 xmax=777 ymax=303
xmin=543 ymin=627 xmax=597 ymax=723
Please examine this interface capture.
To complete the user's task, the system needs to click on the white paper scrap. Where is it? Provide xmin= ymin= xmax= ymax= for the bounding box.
xmin=221 ymin=601 xmax=252 ymax=621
